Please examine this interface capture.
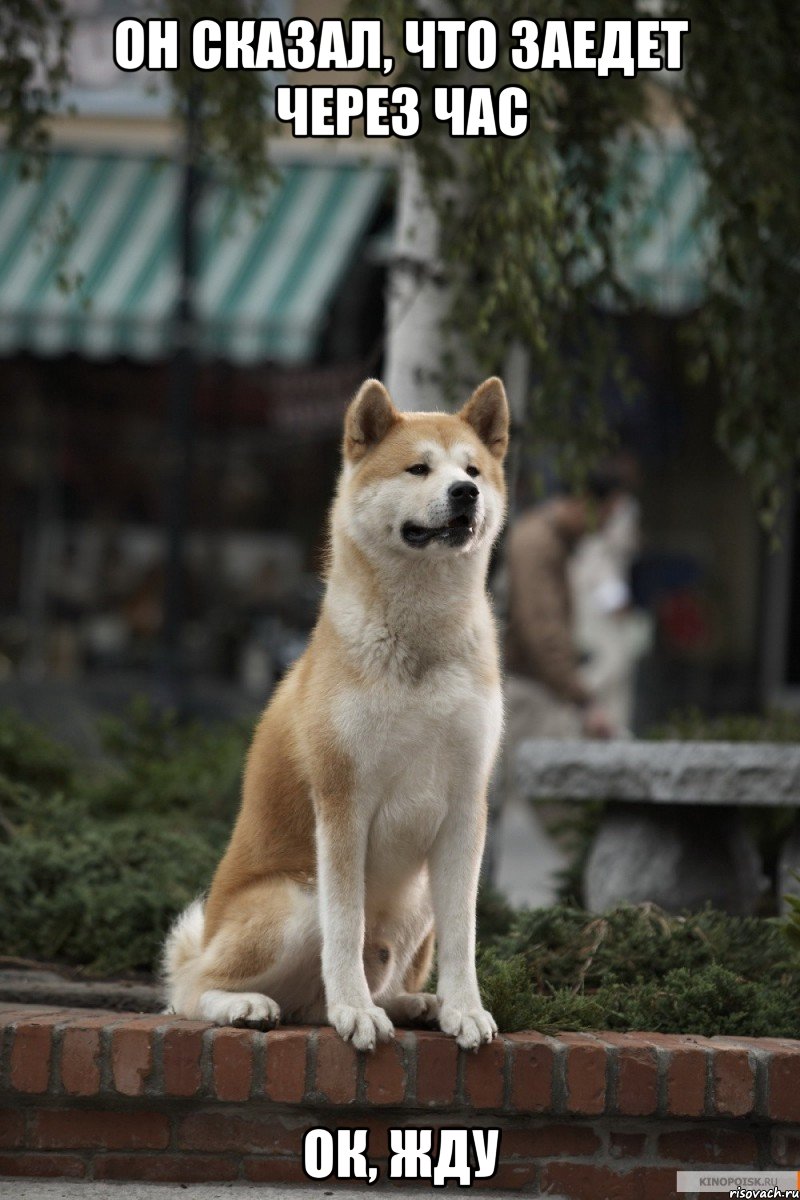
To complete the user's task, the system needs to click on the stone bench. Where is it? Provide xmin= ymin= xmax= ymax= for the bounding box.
xmin=516 ymin=740 xmax=800 ymax=914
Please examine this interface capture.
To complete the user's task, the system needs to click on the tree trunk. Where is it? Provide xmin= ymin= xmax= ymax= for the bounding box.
xmin=384 ymin=152 xmax=452 ymax=412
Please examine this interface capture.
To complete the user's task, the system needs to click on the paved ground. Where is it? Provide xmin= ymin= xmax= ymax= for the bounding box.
xmin=0 ymin=1183 xmax=536 ymax=1199
xmin=493 ymin=796 xmax=566 ymax=909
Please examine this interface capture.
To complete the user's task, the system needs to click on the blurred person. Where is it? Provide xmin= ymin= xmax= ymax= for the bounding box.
xmin=503 ymin=468 xmax=627 ymax=744
xmin=570 ymin=490 xmax=653 ymax=733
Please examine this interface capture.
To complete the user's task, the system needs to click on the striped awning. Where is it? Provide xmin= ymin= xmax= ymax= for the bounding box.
xmin=0 ymin=152 xmax=388 ymax=363
xmin=610 ymin=132 xmax=712 ymax=313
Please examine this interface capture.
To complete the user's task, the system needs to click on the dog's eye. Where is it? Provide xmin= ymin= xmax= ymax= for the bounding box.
xmin=406 ymin=463 xmax=430 ymax=476
xmin=466 ymin=465 xmax=480 ymax=478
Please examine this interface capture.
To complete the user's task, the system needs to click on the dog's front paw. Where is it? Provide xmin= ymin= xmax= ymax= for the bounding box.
xmin=438 ymin=1002 xmax=497 ymax=1050
xmin=329 ymin=1003 xmax=394 ymax=1051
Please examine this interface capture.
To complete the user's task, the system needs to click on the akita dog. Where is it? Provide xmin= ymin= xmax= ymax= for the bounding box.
xmin=163 ymin=376 xmax=509 ymax=1051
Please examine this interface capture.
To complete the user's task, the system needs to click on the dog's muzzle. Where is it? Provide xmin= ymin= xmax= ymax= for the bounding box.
xmin=401 ymin=482 xmax=480 ymax=548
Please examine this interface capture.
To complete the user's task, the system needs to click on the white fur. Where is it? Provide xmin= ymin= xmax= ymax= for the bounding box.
xmin=161 ymin=898 xmax=204 ymax=996
xmin=199 ymin=989 xmax=280 ymax=1027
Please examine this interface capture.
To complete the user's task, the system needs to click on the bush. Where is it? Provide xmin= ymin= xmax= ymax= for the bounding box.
xmin=649 ymin=707 xmax=800 ymax=743
xmin=0 ymin=708 xmax=74 ymax=791
xmin=0 ymin=810 xmax=224 ymax=974
xmin=0 ymin=701 xmax=247 ymax=974
xmin=476 ymin=898 xmax=800 ymax=1037
xmin=89 ymin=697 xmax=248 ymax=819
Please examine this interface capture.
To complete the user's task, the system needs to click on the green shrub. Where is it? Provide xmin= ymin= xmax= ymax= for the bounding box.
xmin=479 ymin=958 xmax=799 ymax=1040
xmin=493 ymin=903 xmax=795 ymax=989
xmin=0 ymin=811 xmax=226 ymax=974
xmin=0 ymin=707 xmax=74 ymax=791
xmin=648 ymin=706 xmax=800 ymax=743
xmin=0 ymin=701 xmax=246 ymax=975
xmin=89 ymin=697 xmax=248 ymax=820
xmin=475 ymin=903 xmax=800 ymax=1037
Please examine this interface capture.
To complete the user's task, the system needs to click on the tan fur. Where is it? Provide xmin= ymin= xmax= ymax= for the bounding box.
xmin=403 ymin=928 xmax=436 ymax=993
xmin=164 ymin=377 xmax=509 ymax=1050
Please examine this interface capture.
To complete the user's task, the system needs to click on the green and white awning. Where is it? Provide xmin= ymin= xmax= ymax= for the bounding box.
xmin=0 ymin=152 xmax=388 ymax=363
xmin=0 ymin=135 xmax=709 ymax=363
xmin=610 ymin=132 xmax=712 ymax=312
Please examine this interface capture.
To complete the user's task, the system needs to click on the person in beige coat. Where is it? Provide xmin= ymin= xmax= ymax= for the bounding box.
xmin=504 ymin=476 xmax=626 ymax=743
xmin=570 ymin=493 xmax=652 ymax=732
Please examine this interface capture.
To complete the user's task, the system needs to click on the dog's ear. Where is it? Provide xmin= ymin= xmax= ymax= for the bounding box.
xmin=344 ymin=379 xmax=400 ymax=462
xmin=459 ymin=377 xmax=509 ymax=460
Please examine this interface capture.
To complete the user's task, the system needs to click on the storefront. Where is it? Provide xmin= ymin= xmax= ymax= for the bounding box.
xmin=0 ymin=149 xmax=391 ymax=684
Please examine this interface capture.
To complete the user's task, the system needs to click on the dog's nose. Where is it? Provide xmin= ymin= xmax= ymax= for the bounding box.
xmin=448 ymin=480 xmax=479 ymax=508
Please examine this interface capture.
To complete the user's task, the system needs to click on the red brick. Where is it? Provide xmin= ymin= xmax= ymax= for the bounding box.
xmin=503 ymin=1123 xmax=601 ymax=1158
xmin=643 ymin=1033 xmax=710 ymax=1049
xmin=609 ymin=1131 xmax=648 ymax=1159
xmin=771 ymin=1130 xmax=800 ymax=1166
xmin=263 ymin=1028 xmax=308 ymax=1103
xmin=480 ymin=1162 xmax=538 ymax=1190
xmin=415 ymin=1031 xmax=458 ymax=1106
xmin=541 ymin=1163 xmax=677 ymax=1200
xmin=638 ymin=1031 xmax=711 ymax=1119
xmin=602 ymin=1034 xmax=658 ymax=1116
xmin=657 ymin=1127 xmax=758 ymax=1165
xmin=31 ymin=1109 xmax=169 ymax=1151
xmin=314 ymin=1028 xmax=358 ymax=1104
xmin=562 ymin=1033 xmax=606 ymax=1116
xmin=0 ymin=1006 xmax=64 ymax=1026
xmin=0 ymin=1152 xmax=86 ymax=1178
xmin=111 ymin=1024 xmax=156 ymax=1096
xmin=508 ymin=1033 xmax=555 ymax=1114
xmin=640 ymin=1165 xmax=683 ymax=1200
xmin=463 ymin=1036 xmax=505 ymax=1109
xmin=711 ymin=1035 xmax=784 ymax=1052
xmin=177 ymin=1111 xmax=304 ymax=1155
xmin=713 ymin=1047 xmax=755 ymax=1117
xmin=541 ymin=1162 xmax=638 ymax=1200
xmin=0 ymin=1107 xmax=25 ymax=1148
xmin=666 ymin=1044 xmax=708 ymax=1117
xmin=57 ymin=1007 xmax=131 ymax=1025
xmin=769 ymin=1048 xmax=800 ymax=1122
xmin=363 ymin=1035 xmax=408 ymax=1105
xmin=60 ymin=1026 xmax=103 ymax=1097
xmin=347 ymin=1115 xmax=393 ymax=1158
xmin=211 ymin=1027 xmax=254 ymax=1101
xmin=161 ymin=1022 xmax=207 ymax=1097
xmin=244 ymin=1157 xmax=310 ymax=1183
xmin=95 ymin=1154 xmax=239 ymax=1183
xmin=9 ymin=1016 xmax=62 ymax=1093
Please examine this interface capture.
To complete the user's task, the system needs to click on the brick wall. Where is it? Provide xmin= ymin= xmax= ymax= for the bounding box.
xmin=1 ymin=1003 xmax=799 ymax=1197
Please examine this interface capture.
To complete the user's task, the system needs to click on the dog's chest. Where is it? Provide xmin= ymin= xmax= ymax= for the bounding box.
xmin=332 ymin=660 xmax=501 ymax=875
xmin=336 ymin=659 xmax=495 ymax=777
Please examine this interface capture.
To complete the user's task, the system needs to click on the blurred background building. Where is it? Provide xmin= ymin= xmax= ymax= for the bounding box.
xmin=0 ymin=0 xmax=796 ymax=730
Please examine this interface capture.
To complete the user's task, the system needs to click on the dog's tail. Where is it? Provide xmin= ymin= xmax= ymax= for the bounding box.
xmin=161 ymin=898 xmax=206 ymax=1014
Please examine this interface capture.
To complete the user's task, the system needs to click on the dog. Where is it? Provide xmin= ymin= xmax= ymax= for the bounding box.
xmin=163 ymin=376 xmax=509 ymax=1051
